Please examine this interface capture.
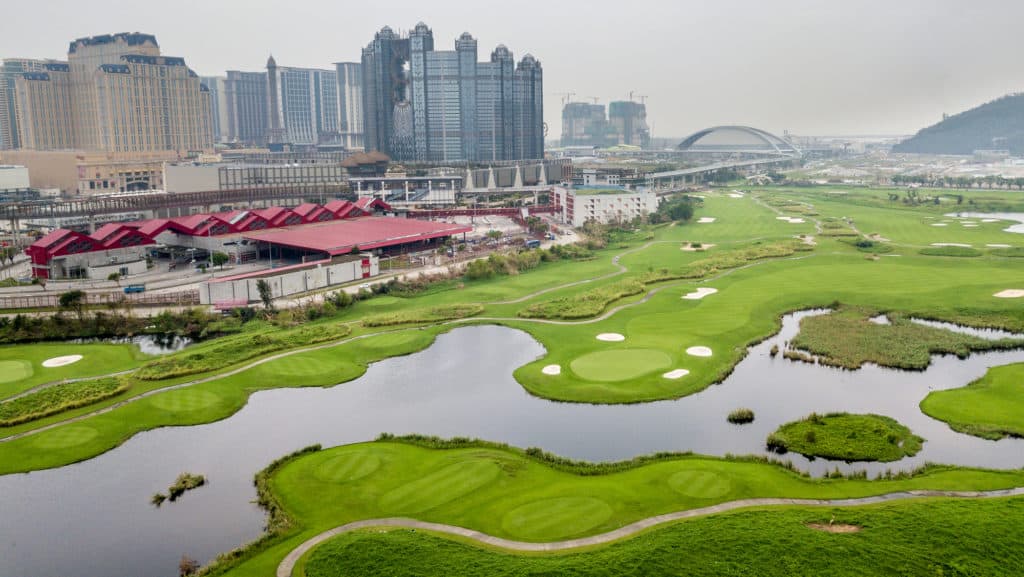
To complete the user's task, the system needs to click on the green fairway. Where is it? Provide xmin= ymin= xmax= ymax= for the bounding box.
xmin=768 ymin=413 xmax=924 ymax=462
xmin=921 ymin=363 xmax=1024 ymax=440
xmin=210 ymin=439 xmax=1024 ymax=577
xmin=300 ymin=497 xmax=1024 ymax=577
xmin=0 ymin=342 xmax=147 ymax=400
xmin=569 ymin=349 xmax=673 ymax=381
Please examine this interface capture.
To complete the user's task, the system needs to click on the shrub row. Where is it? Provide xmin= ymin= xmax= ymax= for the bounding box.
xmin=640 ymin=239 xmax=812 ymax=284
xmin=135 ymin=323 xmax=352 ymax=381
xmin=362 ymin=304 xmax=484 ymax=327
xmin=0 ymin=377 xmax=128 ymax=427
xmin=919 ymin=246 xmax=983 ymax=258
xmin=517 ymin=279 xmax=646 ymax=319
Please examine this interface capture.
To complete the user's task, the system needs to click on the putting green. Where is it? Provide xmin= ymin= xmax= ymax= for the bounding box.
xmin=314 ymin=452 xmax=382 ymax=483
xmin=149 ymin=389 xmax=221 ymax=412
xmin=33 ymin=426 xmax=99 ymax=449
xmin=502 ymin=497 xmax=613 ymax=540
xmin=379 ymin=460 xmax=500 ymax=514
xmin=570 ymin=349 xmax=673 ymax=382
xmin=260 ymin=354 xmax=347 ymax=378
xmin=0 ymin=360 xmax=32 ymax=384
xmin=668 ymin=470 xmax=733 ymax=499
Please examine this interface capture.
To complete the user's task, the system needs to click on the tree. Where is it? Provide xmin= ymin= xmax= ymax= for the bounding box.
xmin=59 ymin=290 xmax=86 ymax=320
xmin=486 ymin=230 xmax=502 ymax=241
xmin=107 ymin=272 xmax=121 ymax=286
xmin=256 ymin=279 xmax=274 ymax=311
xmin=178 ymin=555 xmax=200 ymax=577
xmin=210 ymin=251 xmax=229 ymax=270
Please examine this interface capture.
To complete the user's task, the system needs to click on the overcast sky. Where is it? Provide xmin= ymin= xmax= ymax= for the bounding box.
xmin=5 ymin=0 xmax=1024 ymax=140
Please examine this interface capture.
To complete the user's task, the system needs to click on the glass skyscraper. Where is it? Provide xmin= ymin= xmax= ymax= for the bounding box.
xmin=361 ymin=22 xmax=543 ymax=162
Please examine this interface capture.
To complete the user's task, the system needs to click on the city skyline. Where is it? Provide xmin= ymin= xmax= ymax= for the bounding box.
xmin=4 ymin=0 xmax=1024 ymax=140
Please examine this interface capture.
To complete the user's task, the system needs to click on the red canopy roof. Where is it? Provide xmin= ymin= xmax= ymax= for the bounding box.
xmin=242 ymin=216 xmax=471 ymax=256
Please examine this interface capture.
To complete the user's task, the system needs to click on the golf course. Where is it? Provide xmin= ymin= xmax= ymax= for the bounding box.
xmin=1 ymin=184 xmax=1024 ymax=576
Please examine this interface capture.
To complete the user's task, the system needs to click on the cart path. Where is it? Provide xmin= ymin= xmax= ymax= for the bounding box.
xmin=276 ymin=486 xmax=1024 ymax=577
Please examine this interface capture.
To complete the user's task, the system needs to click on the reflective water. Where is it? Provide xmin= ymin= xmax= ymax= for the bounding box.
xmin=1 ymin=315 xmax=1023 ymax=577
xmin=945 ymin=211 xmax=1024 ymax=234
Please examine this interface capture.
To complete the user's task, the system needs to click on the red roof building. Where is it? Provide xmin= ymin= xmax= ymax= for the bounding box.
xmin=293 ymin=203 xmax=335 ymax=223
xmin=242 ymin=216 xmax=471 ymax=257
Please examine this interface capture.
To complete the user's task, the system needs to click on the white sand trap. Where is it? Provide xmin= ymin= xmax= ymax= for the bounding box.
xmin=683 ymin=287 xmax=718 ymax=300
xmin=931 ymin=223 xmax=948 ymax=227
xmin=596 ymin=333 xmax=626 ymax=342
xmin=987 ymin=244 xmax=1012 ymax=248
xmin=681 ymin=243 xmax=716 ymax=252
xmin=776 ymin=216 xmax=805 ymax=224
xmin=776 ymin=216 xmax=790 ymax=221
xmin=42 ymin=355 xmax=83 ymax=368
xmin=663 ymin=369 xmax=690 ymax=380
xmin=728 ymin=193 xmax=744 ymax=198
xmin=963 ymin=224 xmax=979 ymax=228
xmin=982 ymin=219 xmax=1000 ymax=223
xmin=542 ymin=365 xmax=561 ymax=375
xmin=932 ymin=243 xmax=971 ymax=247
xmin=697 ymin=217 xmax=716 ymax=224
xmin=994 ymin=290 xmax=1024 ymax=299
xmin=686 ymin=346 xmax=713 ymax=357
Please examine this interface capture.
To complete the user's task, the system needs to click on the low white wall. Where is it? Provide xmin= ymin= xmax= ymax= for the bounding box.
xmin=200 ymin=256 xmax=379 ymax=305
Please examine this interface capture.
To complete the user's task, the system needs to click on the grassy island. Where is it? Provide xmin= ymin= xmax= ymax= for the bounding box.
xmin=767 ymin=413 xmax=924 ymax=462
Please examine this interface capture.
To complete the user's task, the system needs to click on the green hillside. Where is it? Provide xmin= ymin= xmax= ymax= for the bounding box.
xmin=894 ymin=92 xmax=1024 ymax=155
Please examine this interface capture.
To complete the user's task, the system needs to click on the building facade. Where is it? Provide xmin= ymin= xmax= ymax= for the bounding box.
xmin=1 ymin=59 xmax=58 ymax=150
xmin=608 ymin=100 xmax=650 ymax=148
xmin=334 ymin=62 xmax=364 ymax=150
xmin=361 ymin=23 xmax=543 ymax=163
xmin=265 ymin=59 xmax=339 ymax=147
xmin=553 ymin=186 xmax=658 ymax=227
xmin=224 ymin=70 xmax=268 ymax=146
xmin=14 ymin=63 xmax=74 ymax=150
xmin=561 ymin=102 xmax=608 ymax=147
xmin=200 ymin=76 xmax=229 ymax=143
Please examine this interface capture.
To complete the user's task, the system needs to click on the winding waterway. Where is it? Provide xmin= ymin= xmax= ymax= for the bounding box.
xmin=2 ymin=313 xmax=1023 ymax=577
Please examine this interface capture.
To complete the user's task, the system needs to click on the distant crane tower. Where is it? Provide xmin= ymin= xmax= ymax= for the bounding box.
xmin=629 ymin=91 xmax=649 ymax=105
xmin=586 ymin=96 xmax=600 ymax=104
xmin=556 ymin=92 xmax=576 ymax=107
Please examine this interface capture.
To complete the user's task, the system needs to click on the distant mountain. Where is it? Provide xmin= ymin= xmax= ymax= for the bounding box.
xmin=893 ymin=93 xmax=1024 ymax=155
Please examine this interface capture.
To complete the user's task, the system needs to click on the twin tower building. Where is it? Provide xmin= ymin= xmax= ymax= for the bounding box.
xmin=1 ymin=23 xmax=544 ymax=165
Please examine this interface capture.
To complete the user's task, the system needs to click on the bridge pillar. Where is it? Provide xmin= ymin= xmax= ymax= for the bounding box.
xmin=87 ymin=214 xmax=96 ymax=234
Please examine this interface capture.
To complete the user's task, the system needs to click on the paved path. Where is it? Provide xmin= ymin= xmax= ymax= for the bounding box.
xmin=276 ymin=486 xmax=1024 ymax=577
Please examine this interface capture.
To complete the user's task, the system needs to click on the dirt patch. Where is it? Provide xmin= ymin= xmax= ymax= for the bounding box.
xmin=806 ymin=523 xmax=862 ymax=533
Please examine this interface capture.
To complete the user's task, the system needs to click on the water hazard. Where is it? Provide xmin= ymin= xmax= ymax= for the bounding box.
xmin=2 ymin=314 xmax=1023 ymax=577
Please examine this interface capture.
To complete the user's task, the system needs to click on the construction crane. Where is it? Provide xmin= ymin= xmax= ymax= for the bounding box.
xmin=586 ymin=96 xmax=600 ymax=104
xmin=556 ymin=92 xmax=576 ymax=107
xmin=628 ymin=91 xmax=649 ymax=105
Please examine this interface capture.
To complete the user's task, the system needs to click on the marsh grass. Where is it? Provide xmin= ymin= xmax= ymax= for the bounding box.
xmin=362 ymin=304 xmax=483 ymax=327
xmin=517 ymin=279 xmax=646 ymax=319
xmin=769 ymin=413 xmax=924 ymax=462
xmin=0 ymin=377 xmax=127 ymax=426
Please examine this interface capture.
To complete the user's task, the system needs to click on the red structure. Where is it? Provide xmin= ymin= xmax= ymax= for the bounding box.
xmin=242 ymin=217 xmax=471 ymax=257
xmin=26 ymin=226 xmax=156 ymax=279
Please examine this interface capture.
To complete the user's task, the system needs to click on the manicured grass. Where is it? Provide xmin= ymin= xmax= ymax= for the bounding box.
xmin=789 ymin=306 xmax=1024 ymax=370
xmin=210 ymin=440 xmax=1024 ymax=576
xmin=300 ymin=497 xmax=1024 ymax=577
xmin=570 ymin=349 xmax=673 ymax=382
xmin=518 ymin=278 xmax=646 ymax=319
xmin=921 ymin=363 xmax=1024 ymax=440
xmin=991 ymin=246 xmax=1024 ymax=257
xmin=0 ymin=342 xmax=147 ymax=400
xmin=768 ymin=413 xmax=924 ymax=462
xmin=134 ymin=322 xmax=353 ymax=381
xmin=0 ymin=376 xmax=127 ymax=426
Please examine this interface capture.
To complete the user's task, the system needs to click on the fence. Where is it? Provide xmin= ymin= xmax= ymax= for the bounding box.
xmin=0 ymin=290 xmax=199 ymax=310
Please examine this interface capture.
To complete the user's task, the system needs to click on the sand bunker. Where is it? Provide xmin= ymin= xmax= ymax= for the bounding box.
xmin=681 ymin=243 xmax=716 ymax=252
xmin=776 ymin=216 xmax=805 ymax=224
xmin=541 ymin=365 xmax=561 ymax=376
xmin=931 ymin=223 xmax=948 ymax=227
xmin=963 ymin=224 xmax=979 ymax=228
xmin=987 ymin=244 xmax=1012 ymax=248
xmin=686 ymin=346 xmax=713 ymax=357
xmin=982 ymin=219 xmax=1000 ymax=223
xmin=596 ymin=333 xmax=626 ymax=342
xmin=807 ymin=523 xmax=862 ymax=534
xmin=683 ymin=288 xmax=718 ymax=300
xmin=42 ymin=355 xmax=83 ymax=368
xmin=932 ymin=243 xmax=971 ymax=247
xmin=697 ymin=217 xmax=716 ymax=224
xmin=728 ymin=193 xmax=745 ymax=198
xmin=994 ymin=290 xmax=1024 ymax=299
xmin=663 ymin=369 xmax=690 ymax=380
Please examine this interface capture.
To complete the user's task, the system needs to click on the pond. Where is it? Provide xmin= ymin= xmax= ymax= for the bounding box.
xmin=945 ymin=211 xmax=1024 ymax=234
xmin=1 ymin=314 xmax=1023 ymax=577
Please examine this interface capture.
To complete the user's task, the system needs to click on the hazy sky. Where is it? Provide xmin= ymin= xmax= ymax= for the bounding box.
xmin=5 ymin=0 xmax=1024 ymax=140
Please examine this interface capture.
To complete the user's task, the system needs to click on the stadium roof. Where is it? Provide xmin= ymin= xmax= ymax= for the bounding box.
xmin=242 ymin=216 xmax=471 ymax=256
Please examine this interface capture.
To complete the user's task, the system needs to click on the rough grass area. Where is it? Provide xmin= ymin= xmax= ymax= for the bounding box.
xmin=727 ymin=408 xmax=755 ymax=424
xmin=991 ymin=247 xmax=1024 ymax=258
xmin=921 ymin=363 xmax=1024 ymax=440
xmin=639 ymin=239 xmax=812 ymax=284
xmin=301 ymin=497 xmax=1024 ymax=577
xmin=0 ymin=377 xmax=127 ymax=427
xmin=518 ymin=279 xmax=646 ymax=319
xmin=134 ymin=323 xmax=352 ymax=381
xmin=768 ymin=413 xmax=924 ymax=462
xmin=919 ymin=246 xmax=983 ymax=257
xmin=362 ymin=304 xmax=484 ymax=327
xmin=790 ymin=306 xmax=1024 ymax=370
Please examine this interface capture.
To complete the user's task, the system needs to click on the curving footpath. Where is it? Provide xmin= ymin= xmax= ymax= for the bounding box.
xmin=276 ymin=486 xmax=1024 ymax=577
